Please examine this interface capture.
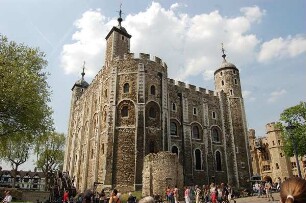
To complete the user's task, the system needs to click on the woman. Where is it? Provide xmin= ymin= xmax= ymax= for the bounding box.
xmin=209 ymin=183 xmax=217 ymax=203
xmin=280 ymin=177 xmax=306 ymax=203
xmin=184 ymin=186 xmax=190 ymax=203
xmin=109 ymin=189 xmax=121 ymax=203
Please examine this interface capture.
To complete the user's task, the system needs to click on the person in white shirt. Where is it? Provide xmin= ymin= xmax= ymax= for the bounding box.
xmin=184 ymin=186 xmax=190 ymax=203
xmin=2 ymin=191 xmax=12 ymax=203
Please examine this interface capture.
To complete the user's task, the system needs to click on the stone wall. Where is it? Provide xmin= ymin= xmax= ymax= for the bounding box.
xmin=142 ymin=152 xmax=183 ymax=198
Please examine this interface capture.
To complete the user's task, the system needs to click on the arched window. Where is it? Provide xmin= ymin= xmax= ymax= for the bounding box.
xmin=221 ymin=80 xmax=224 ymax=86
xmin=170 ymin=122 xmax=177 ymax=135
xmin=195 ymin=149 xmax=202 ymax=170
xmin=216 ymin=151 xmax=222 ymax=171
xmin=121 ymin=106 xmax=128 ymax=117
xmin=192 ymin=125 xmax=200 ymax=139
xmin=150 ymin=85 xmax=156 ymax=95
xmin=149 ymin=107 xmax=156 ymax=118
xmin=212 ymin=128 xmax=221 ymax=143
xmin=171 ymin=146 xmax=178 ymax=156
xmin=123 ymin=83 xmax=129 ymax=93
xmin=172 ymin=103 xmax=176 ymax=111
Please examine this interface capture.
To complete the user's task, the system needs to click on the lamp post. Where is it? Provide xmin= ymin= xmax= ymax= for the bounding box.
xmin=286 ymin=122 xmax=302 ymax=178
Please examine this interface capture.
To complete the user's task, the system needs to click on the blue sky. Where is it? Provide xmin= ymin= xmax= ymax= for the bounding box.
xmin=1 ymin=0 xmax=305 ymax=170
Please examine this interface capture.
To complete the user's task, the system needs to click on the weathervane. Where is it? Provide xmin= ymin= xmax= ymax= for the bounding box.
xmin=117 ymin=3 xmax=123 ymax=26
xmin=221 ymin=43 xmax=226 ymax=60
xmin=81 ymin=61 xmax=86 ymax=79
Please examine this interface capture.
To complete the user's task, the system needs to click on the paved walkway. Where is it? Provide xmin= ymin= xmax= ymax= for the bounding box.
xmin=234 ymin=193 xmax=280 ymax=203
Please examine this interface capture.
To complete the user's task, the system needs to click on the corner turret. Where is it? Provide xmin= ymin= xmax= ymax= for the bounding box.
xmin=72 ymin=62 xmax=89 ymax=100
xmin=214 ymin=44 xmax=242 ymax=98
xmin=105 ymin=6 xmax=132 ymax=64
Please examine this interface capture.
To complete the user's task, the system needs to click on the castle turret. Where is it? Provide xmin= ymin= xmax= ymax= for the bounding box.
xmin=105 ymin=8 xmax=131 ymax=64
xmin=63 ymin=63 xmax=89 ymax=171
xmin=214 ymin=46 xmax=242 ymax=98
xmin=214 ymin=45 xmax=251 ymax=188
xmin=71 ymin=63 xmax=89 ymax=100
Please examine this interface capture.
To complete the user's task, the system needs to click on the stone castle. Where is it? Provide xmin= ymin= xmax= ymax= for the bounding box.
xmin=249 ymin=122 xmax=306 ymax=182
xmin=63 ymin=12 xmax=252 ymax=192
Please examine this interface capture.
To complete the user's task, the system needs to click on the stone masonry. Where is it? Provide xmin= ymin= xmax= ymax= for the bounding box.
xmin=63 ymin=14 xmax=252 ymax=193
xmin=142 ymin=152 xmax=183 ymax=197
xmin=249 ymin=122 xmax=306 ymax=182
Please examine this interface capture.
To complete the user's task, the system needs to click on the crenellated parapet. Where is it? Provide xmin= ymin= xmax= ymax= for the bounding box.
xmin=112 ymin=52 xmax=168 ymax=70
xmin=265 ymin=122 xmax=280 ymax=133
xmin=167 ymin=78 xmax=218 ymax=97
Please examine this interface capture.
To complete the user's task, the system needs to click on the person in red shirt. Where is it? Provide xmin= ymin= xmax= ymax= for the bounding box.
xmin=63 ymin=190 xmax=69 ymax=203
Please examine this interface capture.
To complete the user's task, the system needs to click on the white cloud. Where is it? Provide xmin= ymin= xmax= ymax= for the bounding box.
xmin=267 ymin=89 xmax=287 ymax=103
xmin=60 ymin=9 xmax=110 ymax=77
xmin=60 ymin=3 xmax=266 ymax=82
xmin=258 ymin=35 xmax=306 ymax=62
xmin=240 ymin=6 xmax=266 ymax=23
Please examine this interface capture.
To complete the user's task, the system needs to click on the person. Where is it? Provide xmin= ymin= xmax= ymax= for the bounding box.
xmin=83 ymin=189 xmax=93 ymax=203
xmin=264 ymin=181 xmax=274 ymax=201
xmin=227 ymin=184 xmax=236 ymax=203
xmin=184 ymin=186 xmax=190 ymax=203
xmin=166 ymin=187 xmax=171 ymax=203
xmin=63 ymin=190 xmax=69 ymax=203
xmin=2 ymin=190 xmax=12 ymax=203
xmin=194 ymin=185 xmax=201 ymax=203
xmin=127 ymin=192 xmax=136 ymax=203
xmin=276 ymin=177 xmax=281 ymax=191
xmin=280 ymin=177 xmax=306 ymax=203
xmin=99 ymin=189 xmax=106 ymax=203
xmin=173 ymin=185 xmax=179 ymax=203
xmin=109 ymin=189 xmax=121 ymax=203
xmin=209 ymin=183 xmax=217 ymax=203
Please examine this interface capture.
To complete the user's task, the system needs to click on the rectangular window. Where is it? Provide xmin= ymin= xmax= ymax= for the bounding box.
xmin=263 ymin=165 xmax=271 ymax=171
xmin=278 ymin=140 xmax=281 ymax=145
xmin=241 ymin=162 xmax=245 ymax=168
xmin=212 ymin=111 xmax=216 ymax=119
xmin=172 ymin=103 xmax=176 ymax=111
xmin=193 ymin=107 xmax=197 ymax=115
xmin=291 ymin=162 xmax=297 ymax=168
xmin=272 ymin=141 xmax=275 ymax=145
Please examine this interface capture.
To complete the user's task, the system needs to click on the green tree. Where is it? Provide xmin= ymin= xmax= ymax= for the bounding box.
xmin=0 ymin=34 xmax=53 ymax=138
xmin=35 ymin=132 xmax=65 ymax=190
xmin=278 ymin=101 xmax=306 ymax=156
xmin=0 ymin=134 xmax=33 ymax=187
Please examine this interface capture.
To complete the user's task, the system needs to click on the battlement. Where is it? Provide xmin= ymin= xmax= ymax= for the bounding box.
xmin=167 ymin=79 xmax=217 ymax=96
xmin=112 ymin=52 xmax=168 ymax=69
xmin=265 ymin=122 xmax=280 ymax=133
xmin=248 ymin=129 xmax=256 ymax=138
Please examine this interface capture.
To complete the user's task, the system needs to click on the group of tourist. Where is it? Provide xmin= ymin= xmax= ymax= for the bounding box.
xmin=185 ymin=183 xmax=235 ymax=203
xmin=253 ymin=180 xmax=275 ymax=201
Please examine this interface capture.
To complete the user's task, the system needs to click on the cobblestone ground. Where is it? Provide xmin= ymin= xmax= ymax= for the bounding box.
xmin=235 ymin=193 xmax=280 ymax=203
